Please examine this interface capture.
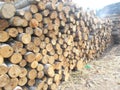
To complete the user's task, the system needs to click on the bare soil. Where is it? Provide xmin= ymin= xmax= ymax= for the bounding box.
xmin=58 ymin=45 xmax=120 ymax=90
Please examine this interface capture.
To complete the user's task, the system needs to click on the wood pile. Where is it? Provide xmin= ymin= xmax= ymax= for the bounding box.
xmin=0 ymin=0 xmax=112 ymax=90
xmin=108 ymin=15 xmax=120 ymax=44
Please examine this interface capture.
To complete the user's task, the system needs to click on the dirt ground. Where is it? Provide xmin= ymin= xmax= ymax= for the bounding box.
xmin=58 ymin=45 xmax=120 ymax=90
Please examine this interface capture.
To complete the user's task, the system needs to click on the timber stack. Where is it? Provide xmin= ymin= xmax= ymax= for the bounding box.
xmin=107 ymin=15 xmax=120 ymax=44
xmin=0 ymin=0 xmax=112 ymax=90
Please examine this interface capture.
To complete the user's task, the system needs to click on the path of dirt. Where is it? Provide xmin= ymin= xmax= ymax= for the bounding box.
xmin=58 ymin=45 xmax=120 ymax=90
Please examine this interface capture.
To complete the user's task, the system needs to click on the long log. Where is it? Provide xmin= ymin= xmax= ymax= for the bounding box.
xmin=15 ymin=0 xmax=40 ymax=9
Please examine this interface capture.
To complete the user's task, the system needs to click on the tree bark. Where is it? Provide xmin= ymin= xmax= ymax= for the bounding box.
xmin=15 ymin=0 xmax=40 ymax=9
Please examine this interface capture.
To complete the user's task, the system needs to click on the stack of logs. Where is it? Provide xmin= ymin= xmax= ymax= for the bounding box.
xmin=108 ymin=15 xmax=120 ymax=44
xmin=0 ymin=0 xmax=112 ymax=90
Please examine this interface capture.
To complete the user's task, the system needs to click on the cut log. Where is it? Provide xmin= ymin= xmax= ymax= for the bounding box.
xmin=0 ymin=31 xmax=9 ymax=42
xmin=42 ymin=83 xmax=48 ymax=90
xmin=19 ymin=68 xmax=27 ymax=78
xmin=58 ymin=38 xmax=63 ymax=45
xmin=51 ymin=39 xmax=56 ymax=45
xmin=53 ymin=62 xmax=62 ymax=70
xmin=16 ymin=5 xmax=38 ymax=17
xmin=21 ymin=19 xmax=28 ymax=27
xmin=28 ymin=69 xmax=37 ymax=79
xmin=0 ymin=44 xmax=13 ymax=58
xmin=34 ymin=13 xmax=43 ymax=22
xmin=8 ymin=65 xmax=21 ymax=78
xmin=7 ymin=28 xmax=18 ymax=38
xmin=43 ymin=17 xmax=51 ymax=24
xmin=49 ymin=83 xmax=57 ymax=90
xmin=44 ymin=64 xmax=55 ymax=77
xmin=19 ymin=60 xmax=27 ymax=67
xmin=56 ymin=2 xmax=63 ymax=12
xmin=18 ymin=77 xmax=27 ymax=86
xmin=30 ymin=4 xmax=38 ymax=14
xmin=46 ymin=2 xmax=56 ymax=10
xmin=37 ymin=1 xmax=45 ymax=10
xmin=26 ymin=42 xmax=35 ymax=51
xmin=11 ymin=41 xmax=23 ymax=52
xmin=18 ymin=33 xmax=31 ymax=44
xmin=11 ymin=40 xmax=23 ymax=50
xmin=32 ymin=37 xmax=41 ymax=46
xmin=17 ymin=27 xmax=23 ymax=33
xmin=42 ymin=9 xmax=49 ymax=17
xmin=0 ymin=74 xmax=10 ymax=87
xmin=24 ymin=52 xmax=35 ymax=63
xmin=15 ymin=0 xmax=40 ymax=9
xmin=4 ymin=78 xmax=18 ymax=90
xmin=40 ymin=34 xmax=45 ymax=40
xmin=10 ymin=16 xmax=26 ymax=27
xmin=0 ymin=3 xmax=16 ymax=19
xmin=39 ymin=22 xmax=43 ymax=28
xmin=40 ymin=42 xmax=46 ymax=49
xmin=34 ymin=28 xmax=42 ymax=37
xmin=24 ymin=11 xmax=32 ymax=21
xmin=48 ymin=56 xmax=55 ymax=64
xmin=50 ymin=11 xmax=58 ymax=19
xmin=54 ymin=74 xmax=61 ymax=85
xmin=37 ymin=64 xmax=44 ymax=71
xmin=28 ymin=79 xmax=35 ymax=86
xmin=30 ymin=61 xmax=38 ymax=69
xmin=37 ymin=71 xmax=44 ymax=79
xmin=18 ymin=48 xmax=27 ymax=55
xmin=33 ymin=46 xmax=40 ymax=53
xmin=35 ymin=53 xmax=42 ymax=62
xmin=54 ymin=54 xmax=58 ymax=60
xmin=46 ymin=43 xmax=53 ymax=52
xmin=0 ymin=64 xmax=8 ymax=75
xmin=41 ymin=55 xmax=49 ymax=64
xmin=47 ymin=78 xmax=53 ymax=85
xmin=10 ymin=53 xmax=22 ymax=64
xmin=29 ymin=19 xmax=39 ymax=28
xmin=25 ymin=27 xmax=33 ymax=35
xmin=36 ymin=81 xmax=44 ymax=90
xmin=45 ymin=37 xmax=50 ymax=44
xmin=57 ymin=48 xmax=63 ymax=55
xmin=0 ymin=19 xmax=9 ymax=30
